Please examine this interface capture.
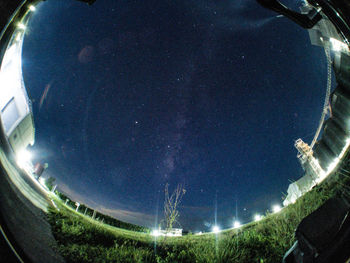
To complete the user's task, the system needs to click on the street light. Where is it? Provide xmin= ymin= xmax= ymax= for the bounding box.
xmin=151 ymin=229 xmax=160 ymax=237
xmin=254 ymin=214 xmax=262 ymax=222
xmin=16 ymin=149 xmax=32 ymax=168
xmin=233 ymin=221 xmax=241 ymax=229
xmin=29 ymin=5 xmax=36 ymax=12
xmin=212 ymin=225 xmax=220 ymax=233
xmin=272 ymin=204 xmax=282 ymax=213
xmin=17 ymin=23 xmax=26 ymax=30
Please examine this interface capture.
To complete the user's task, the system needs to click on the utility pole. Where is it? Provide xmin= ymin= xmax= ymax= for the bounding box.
xmin=75 ymin=202 xmax=80 ymax=212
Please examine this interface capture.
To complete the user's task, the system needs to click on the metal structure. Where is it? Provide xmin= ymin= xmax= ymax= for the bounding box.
xmin=309 ymin=47 xmax=332 ymax=149
xmin=257 ymin=1 xmax=350 ymax=261
xmin=284 ymin=139 xmax=323 ymax=205
xmin=295 ymin=139 xmax=323 ymax=181
xmin=261 ymin=0 xmax=350 ymax=206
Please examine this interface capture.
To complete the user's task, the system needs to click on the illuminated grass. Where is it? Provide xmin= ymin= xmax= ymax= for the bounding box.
xmin=49 ymin=196 xmax=152 ymax=242
xmin=47 ymin=157 xmax=350 ymax=263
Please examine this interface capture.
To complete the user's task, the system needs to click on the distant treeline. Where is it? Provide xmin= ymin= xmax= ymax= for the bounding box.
xmin=54 ymin=191 xmax=149 ymax=233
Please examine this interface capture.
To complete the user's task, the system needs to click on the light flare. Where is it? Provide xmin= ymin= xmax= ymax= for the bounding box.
xmin=272 ymin=204 xmax=281 ymax=213
xmin=212 ymin=225 xmax=220 ymax=233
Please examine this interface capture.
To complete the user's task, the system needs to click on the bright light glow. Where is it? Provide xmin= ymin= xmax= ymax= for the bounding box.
xmin=16 ymin=149 xmax=32 ymax=168
xmin=325 ymin=157 xmax=339 ymax=174
xmin=272 ymin=204 xmax=281 ymax=213
xmin=212 ymin=225 xmax=220 ymax=233
xmin=16 ymin=34 xmax=21 ymax=42
xmin=316 ymin=137 xmax=350 ymax=184
xmin=17 ymin=23 xmax=26 ymax=30
xmin=233 ymin=221 xmax=241 ymax=228
xmin=151 ymin=230 xmax=160 ymax=237
xmin=330 ymin=38 xmax=347 ymax=52
xmin=196 ymin=231 xmax=203 ymax=235
xmin=29 ymin=5 xmax=36 ymax=11
xmin=289 ymin=197 xmax=297 ymax=204
xmin=254 ymin=214 xmax=262 ymax=222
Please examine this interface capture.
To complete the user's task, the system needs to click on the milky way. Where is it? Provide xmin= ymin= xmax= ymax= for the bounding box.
xmin=22 ymin=0 xmax=331 ymax=230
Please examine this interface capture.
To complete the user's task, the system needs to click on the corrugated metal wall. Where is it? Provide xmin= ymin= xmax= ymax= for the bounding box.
xmin=313 ymin=51 xmax=350 ymax=171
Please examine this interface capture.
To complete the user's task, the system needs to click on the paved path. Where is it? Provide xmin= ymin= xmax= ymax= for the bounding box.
xmin=0 ymin=145 xmax=65 ymax=263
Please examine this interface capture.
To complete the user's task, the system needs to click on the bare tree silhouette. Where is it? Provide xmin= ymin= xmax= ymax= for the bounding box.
xmin=163 ymin=183 xmax=186 ymax=231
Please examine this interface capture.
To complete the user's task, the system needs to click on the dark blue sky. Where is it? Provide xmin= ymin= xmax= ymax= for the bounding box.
xmin=22 ymin=0 xmax=331 ymax=231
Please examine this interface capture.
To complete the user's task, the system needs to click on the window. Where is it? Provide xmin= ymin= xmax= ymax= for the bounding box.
xmin=1 ymin=97 xmax=20 ymax=134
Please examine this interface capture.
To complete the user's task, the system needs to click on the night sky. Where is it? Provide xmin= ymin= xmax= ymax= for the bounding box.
xmin=22 ymin=0 xmax=331 ymax=231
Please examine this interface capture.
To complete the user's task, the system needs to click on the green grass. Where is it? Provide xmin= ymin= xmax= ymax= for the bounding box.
xmin=47 ymin=158 xmax=350 ymax=263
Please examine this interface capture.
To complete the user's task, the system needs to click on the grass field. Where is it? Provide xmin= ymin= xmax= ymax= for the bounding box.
xmin=46 ymin=157 xmax=350 ymax=263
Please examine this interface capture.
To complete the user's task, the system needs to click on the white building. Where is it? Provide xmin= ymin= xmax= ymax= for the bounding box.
xmin=0 ymin=26 xmax=35 ymax=153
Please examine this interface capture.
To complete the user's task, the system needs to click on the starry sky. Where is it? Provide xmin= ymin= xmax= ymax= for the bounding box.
xmin=22 ymin=0 xmax=331 ymax=231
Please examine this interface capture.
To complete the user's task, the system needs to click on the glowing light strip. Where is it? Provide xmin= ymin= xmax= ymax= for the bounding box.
xmin=317 ymin=138 xmax=350 ymax=183
xmin=329 ymin=37 xmax=349 ymax=53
